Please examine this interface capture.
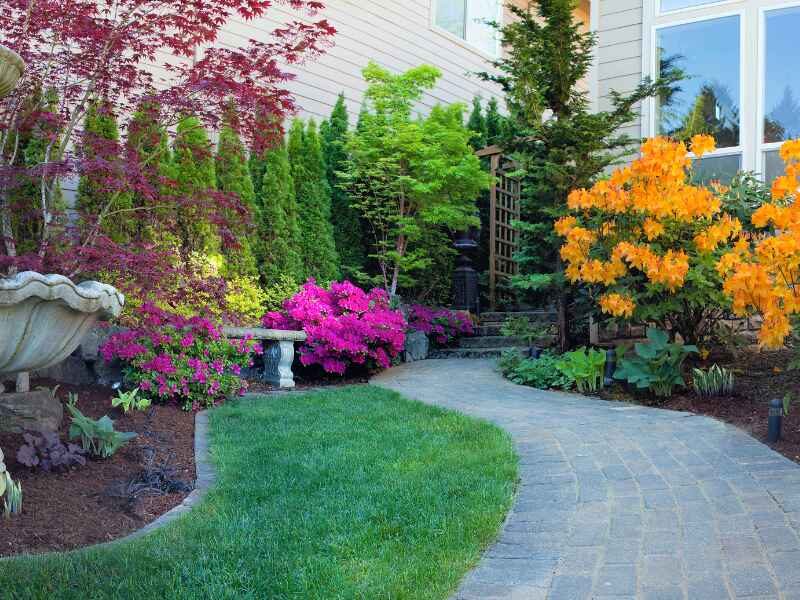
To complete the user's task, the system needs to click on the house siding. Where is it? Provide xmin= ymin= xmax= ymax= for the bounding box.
xmin=218 ymin=1 xmax=514 ymax=123
xmin=596 ymin=0 xmax=645 ymax=142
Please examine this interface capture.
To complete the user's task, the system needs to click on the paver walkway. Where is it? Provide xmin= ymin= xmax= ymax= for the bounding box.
xmin=372 ymin=359 xmax=800 ymax=600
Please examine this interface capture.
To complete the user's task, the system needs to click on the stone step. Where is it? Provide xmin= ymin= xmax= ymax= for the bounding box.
xmin=480 ymin=310 xmax=556 ymax=324
xmin=428 ymin=346 xmax=527 ymax=360
xmin=459 ymin=335 xmax=528 ymax=349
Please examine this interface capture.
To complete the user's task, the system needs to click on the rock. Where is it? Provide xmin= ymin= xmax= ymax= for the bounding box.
xmin=404 ymin=331 xmax=429 ymax=362
xmin=78 ymin=325 xmax=125 ymax=361
xmin=32 ymin=356 xmax=94 ymax=386
xmin=0 ymin=389 xmax=63 ymax=432
xmin=93 ymin=357 xmax=124 ymax=387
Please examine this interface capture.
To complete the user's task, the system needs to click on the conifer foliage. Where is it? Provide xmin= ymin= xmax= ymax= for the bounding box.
xmin=77 ymin=101 xmax=133 ymax=243
xmin=250 ymin=140 xmax=303 ymax=285
xmin=321 ymin=94 xmax=365 ymax=275
xmin=215 ymin=123 xmax=258 ymax=277
xmin=288 ymin=118 xmax=340 ymax=283
xmin=173 ymin=116 xmax=218 ymax=257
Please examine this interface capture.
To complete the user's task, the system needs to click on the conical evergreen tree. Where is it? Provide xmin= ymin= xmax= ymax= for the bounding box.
xmin=486 ymin=97 xmax=504 ymax=145
xmin=288 ymin=118 xmax=340 ymax=283
xmin=215 ymin=123 xmax=258 ymax=277
xmin=125 ymin=100 xmax=175 ymax=242
xmin=76 ymin=100 xmax=133 ymax=242
xmin=173 ymin=115 xmax=218 ymax=256
xmin=321 ymin=94 xmax=365 ymax=275
xmin=252 ymin=140 xmax=303 ymax=284
xmin=467 ymin=96 xmax=487 ymax=150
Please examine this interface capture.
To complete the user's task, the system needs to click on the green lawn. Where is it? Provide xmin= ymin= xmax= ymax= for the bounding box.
xmin=1 ymin=385 xmax=517 ymax=599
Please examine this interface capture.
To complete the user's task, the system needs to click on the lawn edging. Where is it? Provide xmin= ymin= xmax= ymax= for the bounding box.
xmin=0 ymin=410 xmax=215 ymax=561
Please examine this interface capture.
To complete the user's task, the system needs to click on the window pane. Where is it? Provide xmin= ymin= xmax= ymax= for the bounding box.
xmin=466 ymin=0 xmax=499 ymax=56
xmin=691 ymin=153 xmax=741 ymax=185
xmin=661 ymin=0 xmax=726 ymax=12
xmin=764 ymin=7 xmax=800 ymax=143
xmin=436 ymin=0 xmax=466 ymax=38
xmin=764 ymin=150 xmax=785 ymax=185
xmin=656 ymin=16 xmax=740 ymax=148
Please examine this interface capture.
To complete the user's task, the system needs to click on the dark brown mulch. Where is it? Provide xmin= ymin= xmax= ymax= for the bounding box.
xmin=602 ymin=348 xmax=800 ymax=464
xmin=0 ymin=380 xmax=195 ymax=558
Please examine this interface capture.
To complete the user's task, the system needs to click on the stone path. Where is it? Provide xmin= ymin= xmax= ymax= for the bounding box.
xmin=372 ymin=359 xmax=800 ymax=600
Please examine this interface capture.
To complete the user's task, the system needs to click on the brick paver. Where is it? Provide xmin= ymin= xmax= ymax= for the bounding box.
xmin=373 ymin=359 xmax=800 ymax=600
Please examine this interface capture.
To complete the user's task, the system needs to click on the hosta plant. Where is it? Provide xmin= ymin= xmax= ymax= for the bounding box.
xmin=111 ymin=388 xmax=151 ymax=414
xmin=692 ymin=364 xmax=735 ymax=398
xmin=4 ymin=477 xmax=22 ymax=518
xmin=0 ymin=448 xmax=17 ymax=515
xmin=614 ymin=328 xmax=698 ymax=398
xmin=67 ymin=395 xmax=137 ymax=459
xmin=498 ymin=350 xmax=574 ymax=390
xmin=555 ymin=347 xmax=606 ymax=393
xmin=16 ymin=431 xmax=87 ymax=472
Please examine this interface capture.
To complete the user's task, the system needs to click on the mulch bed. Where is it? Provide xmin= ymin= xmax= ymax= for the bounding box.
xmin=601 ymin=348 xmax=800 ymax=464
xmin=0 ymin=380 xmax=195 ymax=558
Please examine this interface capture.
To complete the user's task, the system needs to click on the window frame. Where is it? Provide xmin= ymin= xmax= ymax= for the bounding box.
xmin=658 ymin=0 xmax=740 ymax=16
xmin=757 ymin=1 xmax=800 ymax=177
xmin=430 ymin=0 xmax=503 ymax=59
xmin=644 ymin=0 xmax=800 ymax=182
xmin=648 ymin=8 xmax=747 ymax=170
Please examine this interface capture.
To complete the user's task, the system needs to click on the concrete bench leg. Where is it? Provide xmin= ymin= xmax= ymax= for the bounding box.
xmin=263 ymin=340 xmax=296 ymax=388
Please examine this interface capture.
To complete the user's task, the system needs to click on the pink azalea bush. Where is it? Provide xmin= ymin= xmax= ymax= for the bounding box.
xmin=262 ymin=280 xmax=406 ymax=375
xmin=101 ymin=304 xmax=263 ymax=410
xmin=407 ymin=305 xmax=474 ymax=347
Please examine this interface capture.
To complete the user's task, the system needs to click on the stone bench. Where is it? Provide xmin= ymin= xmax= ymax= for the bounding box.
xmin=222 ymin=327 xmax=306 ymax=389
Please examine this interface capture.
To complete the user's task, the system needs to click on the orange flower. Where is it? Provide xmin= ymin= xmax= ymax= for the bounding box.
xmin=599 ymin=293 xmax=636 ymax=318
xmin=690 ymin=134 xmax=716 ymax=158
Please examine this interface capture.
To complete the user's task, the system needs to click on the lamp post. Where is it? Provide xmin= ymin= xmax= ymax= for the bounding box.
xmin=452 ymin=226 xmax=479 ymax=314
xmin=0 ymin=46 xmax=24 ymax=98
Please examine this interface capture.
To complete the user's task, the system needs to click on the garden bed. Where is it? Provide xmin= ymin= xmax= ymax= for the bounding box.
xmin=603 ymin=348 xmax=800 ymax=463
xmin=0 ymin=380 xmax=195 ymax=558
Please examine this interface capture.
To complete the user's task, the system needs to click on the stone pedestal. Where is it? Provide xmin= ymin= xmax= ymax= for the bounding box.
xmin=404 ymin=331 xmax=429 ymax=362
xmin=263 ymin=340 xmax=297 ymax=388
xmin=0 ymin=389 xmax=63 ymax=432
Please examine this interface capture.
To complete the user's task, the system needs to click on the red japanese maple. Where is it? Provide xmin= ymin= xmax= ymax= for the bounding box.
xmin=0 ymin=0 xmax=333 ymax=307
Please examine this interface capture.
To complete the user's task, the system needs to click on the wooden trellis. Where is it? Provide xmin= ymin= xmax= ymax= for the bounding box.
xmin=476 ymin=145 xmax=521 ymax=310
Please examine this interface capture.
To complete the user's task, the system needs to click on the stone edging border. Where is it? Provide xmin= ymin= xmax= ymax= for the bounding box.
xmin=1 ymin=409 xmax=216 ymax=561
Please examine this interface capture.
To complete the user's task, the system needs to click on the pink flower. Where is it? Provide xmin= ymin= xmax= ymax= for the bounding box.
xmin=180 ymin=333 xmax=194 ymax=348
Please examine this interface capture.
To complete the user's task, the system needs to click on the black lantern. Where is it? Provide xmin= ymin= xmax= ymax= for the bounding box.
xmin=452 ymin=226 xmax=480 ymax=314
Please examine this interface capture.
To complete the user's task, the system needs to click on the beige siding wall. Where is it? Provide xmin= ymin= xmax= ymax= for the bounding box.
xmin=596 ymin=0 xmax=644 ymax=142
xmin=217 ymin=1 xmax=514 ymax=123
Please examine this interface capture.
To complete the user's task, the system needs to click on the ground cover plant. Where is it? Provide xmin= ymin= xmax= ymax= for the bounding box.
xmin=0 ymin=386 xmax=517 ymax=600
xmin=499 ymin=350 xmax=574 ymax=390
xmin=407 ymin=304 xmax=474 ymax=347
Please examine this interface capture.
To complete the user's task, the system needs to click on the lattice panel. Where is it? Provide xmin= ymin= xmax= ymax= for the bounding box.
xmin=486 ymin=152 xmax=521 ymax=310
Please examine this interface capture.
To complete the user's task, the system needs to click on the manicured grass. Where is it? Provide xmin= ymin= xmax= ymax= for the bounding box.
xmin=1 ymin=385 xmax=517 ymax=599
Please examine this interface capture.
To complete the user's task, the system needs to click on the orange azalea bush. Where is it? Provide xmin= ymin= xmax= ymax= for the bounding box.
xmin=717 ymin=139 xmax=800 ymax=348
xmin=556 ymin=135 xmax=742 ymax=344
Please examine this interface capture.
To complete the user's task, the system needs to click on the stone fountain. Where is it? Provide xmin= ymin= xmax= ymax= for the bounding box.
xmin=0 ymin=48 xmax=125 ymax=431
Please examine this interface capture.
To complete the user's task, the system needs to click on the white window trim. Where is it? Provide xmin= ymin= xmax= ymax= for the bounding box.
xmin=429 ymin=0 xmax=503 ymax=59
xmin=658 ymin=0 xmax=741 ymax=16
xmin=646 ymin=8 xmax=748 ymax=168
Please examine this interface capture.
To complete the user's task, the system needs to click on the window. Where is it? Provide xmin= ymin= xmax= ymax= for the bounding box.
xmin=761 ymin=5 xmax=800 ymax=181
xmin=646 ymin=1 xmax=800 ymax=184
xmin=434 ymin=0 xmax=501 ymax=57
xmin=655 ymin=15 xmax=742 ymax=182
